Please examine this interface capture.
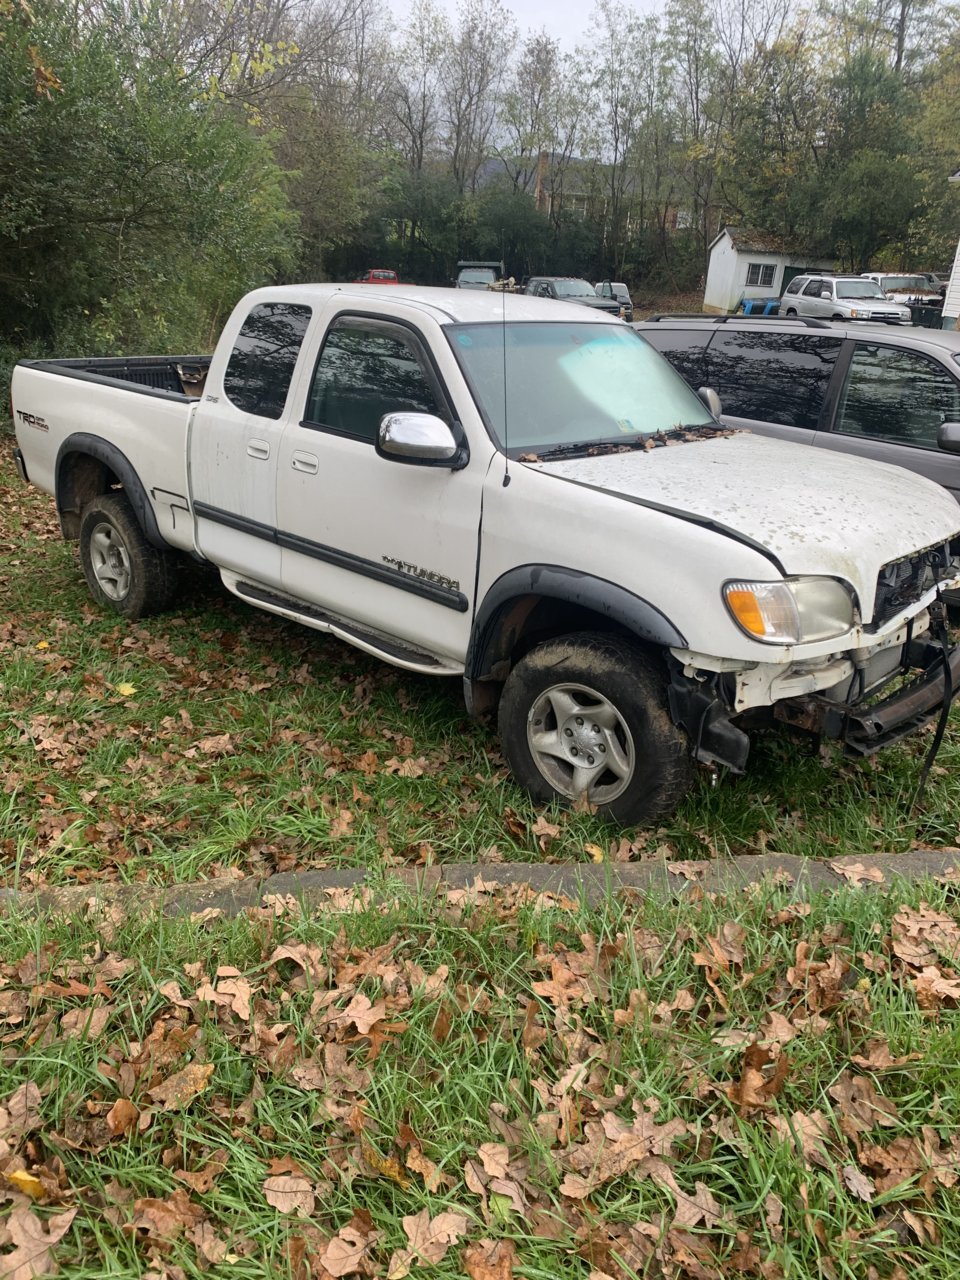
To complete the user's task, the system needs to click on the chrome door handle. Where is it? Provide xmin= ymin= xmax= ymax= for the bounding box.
xmin=247 ymin=439 xmax=270 ymax=460
xmin=291 ymin=451 xmax=319 ymax=474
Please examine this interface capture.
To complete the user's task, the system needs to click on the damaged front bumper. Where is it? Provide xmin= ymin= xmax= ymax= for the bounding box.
xmin=774 ymin=635 xmax=960 ymax=755
xmin=670 ymin=611 xmax=959 ymax=773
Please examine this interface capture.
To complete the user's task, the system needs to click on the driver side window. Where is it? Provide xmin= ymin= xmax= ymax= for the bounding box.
xmin=304 ymin=319 xmax=446 ymax=442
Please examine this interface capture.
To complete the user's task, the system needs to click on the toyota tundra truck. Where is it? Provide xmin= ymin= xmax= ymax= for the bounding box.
xmin=11 ymin=284 xmax=960 ymax=825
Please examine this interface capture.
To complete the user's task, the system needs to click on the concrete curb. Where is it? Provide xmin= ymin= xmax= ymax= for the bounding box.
xmin=2 ymin=849 xmax=959 ymax=920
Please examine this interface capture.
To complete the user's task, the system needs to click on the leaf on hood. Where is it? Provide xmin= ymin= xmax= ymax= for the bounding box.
xmin=263 ymin=1174 xmax=315 ymax=1217
xmin=0 ymin=1206 xmax=77 ymax=1279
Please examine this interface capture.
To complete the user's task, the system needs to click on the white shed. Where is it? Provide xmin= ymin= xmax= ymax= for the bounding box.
xmin=704 ymin=227 xmax=834 ymax=314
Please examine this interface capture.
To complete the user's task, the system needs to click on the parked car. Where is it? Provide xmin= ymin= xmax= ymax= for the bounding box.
xmin=354 ymin=269 xmax=400 ymax=284
xmin=456 ymin=260 xmax=503 ymax=289
xmin=524 ymin=276 xmax=622 ymax=316
xmin=781 ymin=274 xmax=911 ymax=324
xmin=634 ymin=313 xmax=960 ymax=501
xmin=918 ymin=272 xmax=950 ymax=297
xmin=12 ymin=289 xmax=960 ymax=825
xmin=595 ymin=281 xmax=634 ymax=322
xmin=861 ymin=272 xmax=943 ymax=309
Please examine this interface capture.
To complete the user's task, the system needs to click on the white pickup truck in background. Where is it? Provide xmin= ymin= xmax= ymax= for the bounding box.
xmin=11 ymin=285 xmax=960 ymax=826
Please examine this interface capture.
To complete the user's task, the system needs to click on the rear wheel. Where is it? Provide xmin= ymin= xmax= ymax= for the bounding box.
xmin=497 ymin=632 xmax=694 ymax=826
xmin=785 ymin=307 xmax=798 ymax=317
xmin=79 ymin=493 xmax=178 ymax=618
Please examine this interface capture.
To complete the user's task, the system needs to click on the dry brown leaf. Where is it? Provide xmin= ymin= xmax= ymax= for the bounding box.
xmin=404 ymin=1147 xmax=452 ymax=1192
xmin=175 ymin=1149 xmax=228 ymax=1194
xmin=672 ymin=1179 xmax=727 ymax=1230
xmin=317 ymin=1216 xmax=380 ymax=1278
xmin=147 ymin=1062 xmax=214 ymax=1111
xmin=850 ymin=1040 xmax=921 ymax=1070
xmin=842 ymin=1164 xmax=875 ymax=1202
xmin=0 ymin=1206 xmax=77 ymax=1279
xmin=727 ymin=1042 xmax=790 ymax=1114
xmin=128 ymin=1189 xmax=204 ymax=1240
xmin=106 ymin=1098 xmax=140 ymax=1138
xmin=892 ymin=905 xmax=960 ymax=968
xmin=828 ymin=1073 xmax=899 ymax=1135
xmin=477 ymin=1143 xmax=510 ymax=1178
xmin=263 ymin=1175 xmax=315 ymax=1217
xmin=342 ymin=992 xmax=387 ymax=1035
xmin=59 ymin=1005 xmax=112 ymax=1040
xmin=0 ymin=1084 xmax=41 ymax=1142
xmin=914 ymin=966 xmax=960 ymax=1010
xmin=768 ymin=1110 xmax=832 ymax=1169
xmin=387 ymin=1209 xmax=468 ymax=1277
xmin=463 ymin=1238 xmax=517 ymax=1280
xmin=829 ymin=861 xmax=885 ymax=885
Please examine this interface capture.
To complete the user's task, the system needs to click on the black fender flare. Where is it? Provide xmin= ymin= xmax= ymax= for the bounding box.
xmin=466 ymin=564 xmax=687 ymax=690
xmin=55 ymin=433 xmax=166 ymax=550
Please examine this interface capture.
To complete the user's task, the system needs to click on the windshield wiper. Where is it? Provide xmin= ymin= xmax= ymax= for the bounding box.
xmin=522 ymin=422 xmax=737 ymax=463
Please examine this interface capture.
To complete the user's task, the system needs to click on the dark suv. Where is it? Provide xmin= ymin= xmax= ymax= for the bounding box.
xmin=524 ymin=277 xmax=622 ymax=316
xmin=634 ymin=314 xmax=960 ymax=500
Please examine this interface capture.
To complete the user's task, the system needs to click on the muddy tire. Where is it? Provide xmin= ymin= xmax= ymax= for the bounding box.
xmin=497 ymin=632 xmax=694 ymax=826
xmin=79 ymin=493 xmax=178 ymax=619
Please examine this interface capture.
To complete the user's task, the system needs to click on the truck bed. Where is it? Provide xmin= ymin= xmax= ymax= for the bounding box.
xmin=18 ymin=354 xmax=212 ymax=399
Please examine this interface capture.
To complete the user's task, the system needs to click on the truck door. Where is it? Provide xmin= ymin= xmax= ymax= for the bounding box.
xmin=190 ymin=300 xmax=313 ymax=586
xmin=276 ymin=312 xmax=485 ymax=664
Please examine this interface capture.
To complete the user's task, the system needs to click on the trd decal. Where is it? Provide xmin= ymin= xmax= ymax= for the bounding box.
xmin=16 ymin=410 xmax=48 ymax=432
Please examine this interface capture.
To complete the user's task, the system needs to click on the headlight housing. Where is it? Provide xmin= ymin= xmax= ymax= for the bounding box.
xmin=723 ymin=577 xmax=856 ymax=644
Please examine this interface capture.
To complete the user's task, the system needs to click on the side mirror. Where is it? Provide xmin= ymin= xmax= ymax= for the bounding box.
xmin=937 ymin=422 xmax=960 ymax=454
xmin=377 ymin=412 xmax=468 ymax=469
xmin=698 ymin=386 xmax=722 ymax=418
xmin=820 ymin=290 xmax=831 ymax=299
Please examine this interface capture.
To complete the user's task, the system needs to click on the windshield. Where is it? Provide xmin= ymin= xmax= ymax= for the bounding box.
xmin=448 ymin=322 xmax=713 ymax=452
xmin=836 ymin=279 xmax=886 ymax=299
xmin=881 ymin=275 xmax=930 ymax=291
xmin=460 ymin=269 xmax=496 ymax=285
xmin=553 ymin=279 xmax=597 ymax=299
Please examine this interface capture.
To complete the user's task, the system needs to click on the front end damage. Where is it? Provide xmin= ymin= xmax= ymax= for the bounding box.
xmin=669 ymin=591 xmax=960 ymax=775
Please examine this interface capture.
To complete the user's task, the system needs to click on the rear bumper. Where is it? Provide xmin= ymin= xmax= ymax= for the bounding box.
xmin=774 ymin=639 xmax=960 ymax=754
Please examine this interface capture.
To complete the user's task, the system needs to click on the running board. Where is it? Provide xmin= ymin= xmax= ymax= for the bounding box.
xmin=233 ymin=579 xmax=460 ymax=674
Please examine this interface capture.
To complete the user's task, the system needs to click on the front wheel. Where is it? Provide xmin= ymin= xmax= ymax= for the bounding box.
xmin=79 ymin=492 xmax=178 ymax=618
xmin=497 ymin=633 xmax=694 ymax=826
xmin=785 ymin=307 xmax=797 ymax=317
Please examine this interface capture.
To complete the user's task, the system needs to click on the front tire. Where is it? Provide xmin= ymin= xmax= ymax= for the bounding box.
xmin=79 ymin=493 xmax=178 ymax=618
xmin=497 ymin=633 xmax=694 ymax=826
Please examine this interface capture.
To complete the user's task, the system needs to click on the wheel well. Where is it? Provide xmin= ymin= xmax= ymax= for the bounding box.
xmin=465 ymin=594 xmax=659 ymax=716
xmin=57 ymin=453 xmax=119 ymax=539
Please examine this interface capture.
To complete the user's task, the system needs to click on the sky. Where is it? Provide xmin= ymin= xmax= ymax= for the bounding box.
xmin=386 ymin=0 xmax=655 ymax=52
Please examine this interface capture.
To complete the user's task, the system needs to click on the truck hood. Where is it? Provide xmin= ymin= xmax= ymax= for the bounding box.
xmin=533 ymin=433 xmax=960 ymax=614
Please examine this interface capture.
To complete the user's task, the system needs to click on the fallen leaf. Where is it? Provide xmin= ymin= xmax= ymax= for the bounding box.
xmin=128 ymin=1189 xmax=204 ymax=1240
xmin=263 ymin=1175 xmax=315 ymax=1216
xmin=60 ymin=1005 xmax=112 ymax=1040
xmin=4 ymin=1170 xmax=45 ymax=1201
xmin=842 ymin=1164 xmax=875 ymax=1201
xmin=830 ymin=861 xmax=885 ymax=885
xmin=148 ymin=1062 xmax=214 ymax=1111
xmin=464 ymin=1238 xmax=517 ymax=1279
xmin=106 ymin=1098 xmax=139 ymax=1138
xmin=115 ymin=683 xmax=137 ymax=697
xmin=387 ymin=1209 xmax=468 ymax=1276
xmin=477 ymin=1143 xmax=510 ymax=1178
xmin=0 ymin=1206 xmax=76 ymax=1277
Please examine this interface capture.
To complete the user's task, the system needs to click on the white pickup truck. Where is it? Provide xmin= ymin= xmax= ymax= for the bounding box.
xmin=11 ymin=285 xmax=960 ymax=826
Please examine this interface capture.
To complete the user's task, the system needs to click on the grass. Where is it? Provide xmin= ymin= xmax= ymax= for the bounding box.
xmin=1 ymin=879 xmax=960 ymax=1277
xmin=2 ymin=435 xmax=960 ymax=888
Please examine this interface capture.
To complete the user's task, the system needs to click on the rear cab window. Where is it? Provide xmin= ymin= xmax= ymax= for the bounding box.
xmin=222 ymin=302 xmax=312 ymax=419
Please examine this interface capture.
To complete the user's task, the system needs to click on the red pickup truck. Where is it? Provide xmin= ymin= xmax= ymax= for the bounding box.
xmin=354 ymin=269 xmax=399 ymax=284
